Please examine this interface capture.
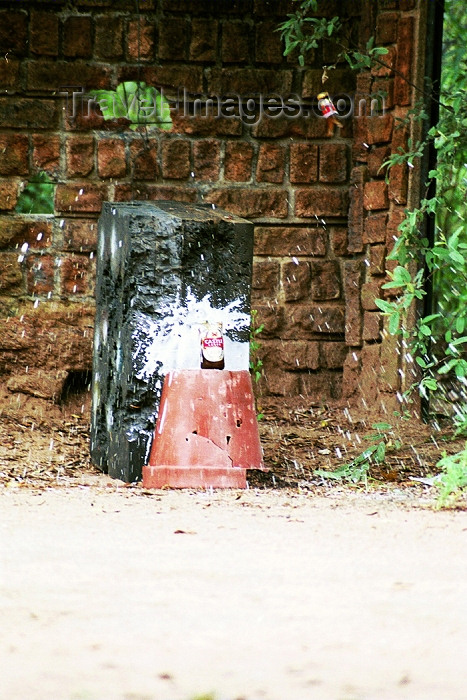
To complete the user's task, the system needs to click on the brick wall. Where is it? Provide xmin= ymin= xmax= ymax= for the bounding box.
xmin=0 ymin=0 xmax=424 ymax=407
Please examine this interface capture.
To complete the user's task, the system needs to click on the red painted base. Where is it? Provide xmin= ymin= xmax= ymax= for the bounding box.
xmin=142 ymin=465 xmax=247 ymax=489
xmin=143 ymin=369 xmax=264 ymax=489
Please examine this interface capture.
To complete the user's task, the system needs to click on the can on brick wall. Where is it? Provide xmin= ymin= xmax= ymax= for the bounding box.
xmin=200 ymin=321 xmax=225 ymax=370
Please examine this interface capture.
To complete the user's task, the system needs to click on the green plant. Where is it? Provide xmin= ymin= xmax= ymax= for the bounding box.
xmin=88 ymin=81 xmax=172 ymax=131
xmin=315 ymin=423 xmax=401 ymax=486
xmin=250 ymin=308 xmax=265 ymax=420
xmin=15 ymin=171 xmax=55 ymax=214
xmin=434 ymin=443 xmax=467 ymax=508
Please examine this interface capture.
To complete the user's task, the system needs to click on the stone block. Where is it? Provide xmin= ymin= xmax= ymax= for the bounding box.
xmin=254 ymin=226 xmax=326 ymax=257
xmin=319 ymin=143 xmax=348 ymax=184
xmin=311 ymin=260 xmax=341 ymax=300
xmin=97 ymin=138 xmax=127 ymax=179
xmin=295 ymin=187 xmax=349 ymax=218
xmin=282 ymin=260 xmax=311 ymax=302
xmin=290 ymin=144 xmax=318 ymax=184
xmin=224 ymin=141 xmax=254 ymax=182
xmin=256 ymin=144 xmax=285 ymax=184
xmin=343 ymin=259 xmax=364 ymax=346
xmin=161 ymin=139 xmax=191 ymax=180
xmin=0 ymin=134 xmax=29 ymax=176
xmin=63 ymin=16 xmax=93 ymax=58
xmin=91 ymin=201 xmax=254 ymax=482
xmin=221 ymin=21 xmax=250 ymax=63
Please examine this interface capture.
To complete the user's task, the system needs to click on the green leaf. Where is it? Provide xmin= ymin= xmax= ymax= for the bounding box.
xmin=388 ymin=312 xmax=401 ymax=335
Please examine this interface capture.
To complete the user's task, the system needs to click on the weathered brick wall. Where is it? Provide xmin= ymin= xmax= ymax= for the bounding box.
xmin=0 ymin=0 xmax=424 ymax=407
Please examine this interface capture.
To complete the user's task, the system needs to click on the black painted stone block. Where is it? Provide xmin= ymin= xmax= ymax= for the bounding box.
xmin=90 ymin=201 xmax=254 ymax=482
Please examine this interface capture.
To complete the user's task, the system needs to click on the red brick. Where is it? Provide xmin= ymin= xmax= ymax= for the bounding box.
xmin=224 ymin=141 xmax=254 ymax=182
xmin=161 ymin=139 xmax=191 ymax=180
xmin=127 ymin=19 xmax=154 ymax=62
xmin=360 ymin=343 xmax=381 ymax=403
xmin=255 ymin=21 xmax=283 ymax=64
xmin=295 ymin=187 xmax=349 ymax=218
xmin=343 ymin=259 xmax=364 ymax=346
xmin=28 ymin=62 xmax=111 ymax=92
xmin=0 ymin=59 xmax=20 ymax=89
xmin=0 ymin=98 xmax=59 ymax=129
xmin=252 ymin=259 xmax=280 ymax=300
xmin=221 ymin=22 xmax=250 ymax=63
xmin=379 ymin=326 xmax=401 ymax=392
xmin=0 ymin=252 xmax=23 ymax=294
xmin=363 ymin=311 xmax=382 ymax=342
xmin=302 ymin=68 xmax=356 ymax=99
xmin=64 ymin=17 xmax=93 ymax=58
xmin=289 ymin=144 xmax=318 ymax=184
xmin=97 ymin=138 xmax=126 ymax=178
xmin=253 ymin=303 xmax=284 ymax=338
xmin=279 ymin=340 xmax=319 ymax=371
xmin=0 ymin=11 xmax=27 ymax=56
xmin=206 ymin=188 xmax=288 ymax=219
xmin=342 ymin=349 xmax=360 ymax=398
xmin=62 ymin=219 xmax=98 ymax=252
xmin=66 ymin=136 xmax=94 ymax=178
xmin=30 ymin=11 xmax=59 ymax=56
xmin=330 ymin=227 xmax=348 ymax=256
xmin=394 ymin=17 xmax=414 ymax=106
xmin=0 ymin=181 xmax=18 ymax=211
xmin=282 ymin=259 xmax=311 ymax=302
xmin=55 ymin=184 xmax=107 ymax=213
xmin=376 ymin=12 xmax=398 ymax=44
xmin=389 ymin=162 xmax=408 ymax=205
xmin=254 ymin=226 xmax=326 ymax=257
xmin=60 ymin=255 xmax=91 ymax=296
xmin=141 ymin=65 xmax=203 ymax=94
xmin=319 ymin=142 xmax=348 ymax=184
xmin=159 ymin=18 xmax=190 ymax=61
xmin=130 ymin=141 xmax=159 ymax=180
xmin=95 ymin=16 xmax=123 ymax=59
xmin=361 ymin=278 xmax=383 ymax=311
xmin=367 ymin=144 xmax=390 ymax=178
xmin=363 ymin=180 xmax=389 ymax=211
xmin=3 ymin=218 xmax=53 ymax=250
xmin=256 ymin=144 xmax=285 ymax=184
xmin=26 ymin=254 xmax=54 ymax=295
xmin=363 ymin=212 xmax=387 ymax=244
xmin=281 ymin=304 xmax=345 ymax=338
xmin=372 ymin=78 xmax=395 ymax=110
xmin=252 ymin=114 xmax=329 ymax=140
xmin=0 ymin=134 xmax=28 ymax=176
xmin=319 ymin=341 xmax=348 ymax=369
xmin=190 ymin=19 xmax=218 ymax=62
xmin=386 ymin=207 xmax=405 ymax=248
xmin=369 ymin=244 xmax=386 ymax=275
xmin=32 ymin=134 xmax=60 ymax=174
xmin=207 ymin=68 xmax=292 ymax=95
xmin=193 ymin=140 xmax=220 ymax=181
xmin=113 ymin=183 xmax=197 ymax=203
xmin=263 ymin=367 xmax=300 ymax=397
xmin=371 ymin=45 xmax=396 ymax=78
xmin=311 ymin=261 xmax=341 ymax=300
xmin=300 ymin=370 xmax=342 ymax=400
xmin=172 ymin=113 xmax=242 ymax=137
xmin=365 ymin=113 xmax=394 ymax=145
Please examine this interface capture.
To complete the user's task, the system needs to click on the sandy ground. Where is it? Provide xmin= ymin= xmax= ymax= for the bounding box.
xmin=1 ymin=484 xmax=467 ymax=700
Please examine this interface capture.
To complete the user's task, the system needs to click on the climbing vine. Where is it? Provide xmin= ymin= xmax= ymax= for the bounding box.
xmin=280 ymin=0 xmax=467 ymax=503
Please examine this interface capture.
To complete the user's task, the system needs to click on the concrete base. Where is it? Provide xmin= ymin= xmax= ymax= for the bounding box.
xmin=142 ymin=466 xmax=247 ymax=489
xmin=143 ymin=369 xmax=265 ymax=489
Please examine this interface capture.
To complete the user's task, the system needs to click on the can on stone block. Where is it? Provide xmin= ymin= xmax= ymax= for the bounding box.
xmin=91 ymin=201 xmax=254 ymax=483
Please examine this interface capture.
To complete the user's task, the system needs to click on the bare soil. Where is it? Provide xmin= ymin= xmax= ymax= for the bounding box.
xmin=1 ymin=389 xmax=467 ymax=700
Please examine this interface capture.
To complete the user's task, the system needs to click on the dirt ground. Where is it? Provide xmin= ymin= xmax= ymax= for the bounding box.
xmin=1 ymin=389 xmax=467 ymax=700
